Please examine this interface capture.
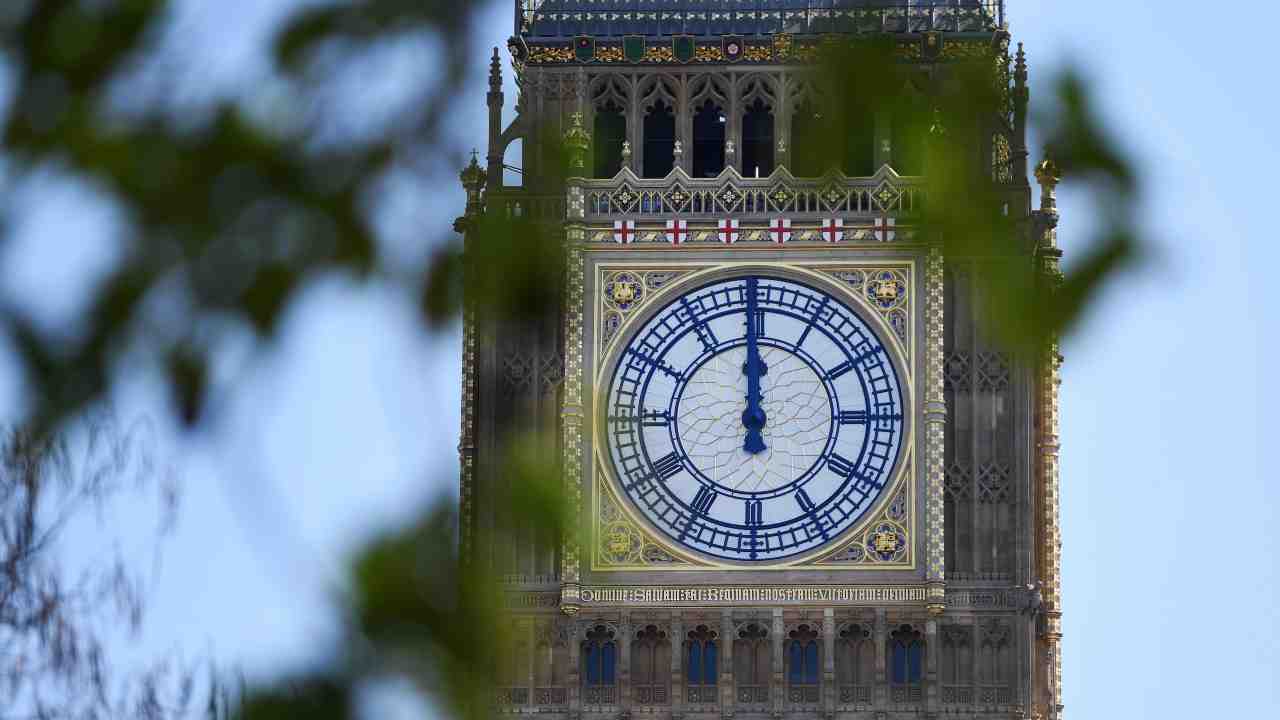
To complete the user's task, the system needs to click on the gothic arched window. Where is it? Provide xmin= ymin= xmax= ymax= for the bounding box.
xmin=790 ymin=98 xmax=824 ymax=177
xmin=979 ymin=621 xmax=1012 ymax=705
xmin=582 ymin=624 xmax=617 ymax=694
xmin=685 ymin=625 xmax=719 ymax=705
xmin=890 ymin=625 xmax=925 ymax=686
xmin=891 ymin=95 xmax=929 ymax=176
xmin=734 ymin=623 xmax=770 ymax=704
xmin=593 ymin=101 xmax=626 ymax=179
xmin=842 ymin=109 xmax=876 ymax=177
xmin=786 ymin=624 xmax=820 ymax=704
xmin=692 ymin=100 xmax=726 ymax=178
xmin=643 ymin=99 xmax=676 ymax=178
xmin=940 ymin=625 xmax=972 ymax=705
xmin=741 ymin=98 xmax=775 ymax=178
xmin=836 ymin=623 xmax=874 ymax=705
xmin=632 ymin=625 xmax=670 ymax=705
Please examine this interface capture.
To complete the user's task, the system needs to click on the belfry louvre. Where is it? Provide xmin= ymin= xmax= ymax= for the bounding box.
xmin=456 ymin=1 xmax=1065 ymax=718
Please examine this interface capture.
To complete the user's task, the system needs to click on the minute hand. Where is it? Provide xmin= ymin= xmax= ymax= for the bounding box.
xmin=741 ymin=278 xmax=768 ymax=455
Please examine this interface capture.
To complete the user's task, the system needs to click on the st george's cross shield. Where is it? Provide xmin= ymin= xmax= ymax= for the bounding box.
xmin=665 ymin=219 xmax=689 ymax=245
xmin=768 ymin=217 xmax=792 ymax=244
xmin=613 ymin=219 xmax=636 ymax=244
xmin=717 ymin=218 xmax=740 ymax=244
xmin=874 ymin=216 xmax=896 ymax=242
xmin=821 ymin=218 xmax=845 ymax=243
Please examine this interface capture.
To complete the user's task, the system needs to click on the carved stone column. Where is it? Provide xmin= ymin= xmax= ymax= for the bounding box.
xmin=771 ymin=609 xmax=784 ymax=717
xmin=1034 ymin=155 xmax=1064 ymax=720
xmin=721 ymin=611 xmax=735 ymax=718
xmin=567 ymin=618 xmax=582 ymax=718
xmin=822 ymin=608 xmax=836 ymax=719
xmin=671 ymin=614 xmax=684 ymax=718
xmin=558 ymin=190 xmax=586 ymax=616
xmin=676 ymin=74 xmax=692 ymax=175
xmin=619 ymin=612 xmax=633 ymax=715
xmin=873 ymin=609 xmax=887 ymax=710
xmin=924 ymin=246 xmax=948 ymax=614
xmin=925 ymin=618 xmax=939 ymax=714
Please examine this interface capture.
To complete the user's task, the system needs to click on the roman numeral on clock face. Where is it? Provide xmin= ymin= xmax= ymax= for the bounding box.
xmin=652 ymin=452 xmax=685 ymax=482
xmin=745 ymin=499 xmax=763 ymax=527
xmin=825 ymin=360 xmax=855 ymax=381
xmin=794 ymin=488 xmax=816 ymax=514
xmin=839 ymin=410 xmax=869 ymax=425
xmin=691 ymin=486 xmax=718 ymax=515
xmin=827 ymin=453 xmax=857 ymax=478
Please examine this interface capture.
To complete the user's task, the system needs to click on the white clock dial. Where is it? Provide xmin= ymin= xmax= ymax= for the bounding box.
xmin=603 ymin=274 xmax=906 ymax=562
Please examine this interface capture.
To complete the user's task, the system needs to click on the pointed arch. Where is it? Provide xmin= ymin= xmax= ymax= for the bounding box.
xmin=690 ymin=74 xmax=729 ymax=178
xmin=638 ymin=76 xmax=679 ymax=178
xmin=891 ymin=81 xmax=930 ymax=176
xmin=788 ymin=79 xmax=828 ymax=177
xmin=590 ymin=75 xmax=630 ymax=178
xmin=738 ymin=74 xmax=778 ymax=178
xmin=632 ymin=624 xmax=671 ymax=705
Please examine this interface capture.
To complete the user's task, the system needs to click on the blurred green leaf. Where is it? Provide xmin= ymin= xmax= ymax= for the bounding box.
xmin=234 ymin=677 xmax=349 ymax=720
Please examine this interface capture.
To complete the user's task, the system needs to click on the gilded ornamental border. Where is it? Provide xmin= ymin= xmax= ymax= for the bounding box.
xmin=581 ymin=258 xmax=920 ymax=572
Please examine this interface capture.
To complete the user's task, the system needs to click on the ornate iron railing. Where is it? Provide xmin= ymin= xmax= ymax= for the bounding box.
xmin=788 ymin=685 xmax=821 ymax=703
xmin=942 ymin=684 xmax=974 ymax=704
xmin=976 ymin=684 xmax=1014 ymax=705
xmin=523 ymin=1 xmax=1004 ymax=38
xmin=487 ymin=193 xmax=567 ymax=222
xmin=891 ymin=683 xmax=924 ymax=704
xmin=686 ymin=685 xmax=719 ymax=704
xmin=839 ymin=684 xmax=873 ymax=704
xmin=583 ymin=686 xmax=618 ymax=704
xmin=533 ymin=687 xmax=569 ymax=705
xmin=580 ymin=170 xmax=924 ymax=221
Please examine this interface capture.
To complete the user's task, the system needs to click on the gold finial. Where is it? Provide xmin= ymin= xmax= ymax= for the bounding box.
xmin=1035 ymin=151 xmax=1062 ymax=214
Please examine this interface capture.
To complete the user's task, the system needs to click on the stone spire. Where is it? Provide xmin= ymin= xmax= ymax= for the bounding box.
xmin=486 ymin=47 xmax=505 ymax=185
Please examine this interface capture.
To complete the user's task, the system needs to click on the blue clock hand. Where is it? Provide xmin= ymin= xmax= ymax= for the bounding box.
xmin=742 ymin=277 xmax=768 ymax=455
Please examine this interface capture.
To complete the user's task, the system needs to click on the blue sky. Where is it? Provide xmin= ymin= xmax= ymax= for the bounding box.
xmin=1 ymin=1 xmax=1276 ymax=718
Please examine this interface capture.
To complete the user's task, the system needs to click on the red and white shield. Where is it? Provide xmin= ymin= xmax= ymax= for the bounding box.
xmin=874 ymin=216 xmax=896 ymax=243
xmin=769 ymin=217 xmax=792 ymax=244
xmin=613 ymin=219 xmax=636 ymax=244
xmin=665 ymin=218 xmax=689 ymax=245
xmin=717 ymin=218 xmax=740 ymax=244
xmin=821 ymin=218 xmax=845 ymax=243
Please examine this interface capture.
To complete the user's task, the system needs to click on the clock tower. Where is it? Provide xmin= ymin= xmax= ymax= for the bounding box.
xmin=457 ymin=3 xmax=1064 ymax=719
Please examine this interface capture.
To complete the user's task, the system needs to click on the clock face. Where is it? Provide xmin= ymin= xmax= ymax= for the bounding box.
xmin=603 ymin=274 xmax=906 ymax=563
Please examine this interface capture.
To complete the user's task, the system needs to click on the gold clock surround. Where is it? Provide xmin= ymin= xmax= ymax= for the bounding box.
xmin=584 ymin=260 xmax=920 ymax=572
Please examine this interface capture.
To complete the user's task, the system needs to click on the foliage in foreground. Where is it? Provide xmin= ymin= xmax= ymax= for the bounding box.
xmin=1 ymin=1 xmax=1146 ymax=718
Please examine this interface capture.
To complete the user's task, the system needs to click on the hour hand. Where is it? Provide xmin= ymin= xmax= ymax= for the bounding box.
xmin=741 ymin=278 xmax=768 ymax=455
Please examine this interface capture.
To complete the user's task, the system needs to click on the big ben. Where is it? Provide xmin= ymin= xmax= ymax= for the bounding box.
xmin=457 ymin=3 xmax=1064 ymax=719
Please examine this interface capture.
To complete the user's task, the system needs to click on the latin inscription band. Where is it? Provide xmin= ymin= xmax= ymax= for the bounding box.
xmin=578 ymin=585 xmax=926 ymax=605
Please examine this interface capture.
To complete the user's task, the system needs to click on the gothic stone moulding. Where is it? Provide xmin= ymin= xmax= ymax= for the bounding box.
xmin=523 ymin=37 xmax=996 ymax=67
xmin=585 ymin=259 xmax=918 ymax=573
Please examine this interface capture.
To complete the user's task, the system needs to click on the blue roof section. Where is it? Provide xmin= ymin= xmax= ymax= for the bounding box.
xmin=520 ymin=1 xmax=1004 ymax=39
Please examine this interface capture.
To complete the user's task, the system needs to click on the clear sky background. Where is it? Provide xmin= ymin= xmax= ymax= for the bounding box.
xmin=0 ymin=1 xmax=1276 ymax=718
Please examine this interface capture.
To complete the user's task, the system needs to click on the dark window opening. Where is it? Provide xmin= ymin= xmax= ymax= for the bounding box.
xmin=583 ymin=625 xmax=617 ymax=687
xmin=892 ymin=100 xmax=929 ymax=176
xmin=643 ymin=100 xmax=676 ymax=178
xmin=741 ymin=99 xmax=774 ymax=178
xmin=593 ymin=102 xmax=626 ymax=178
xmin=890 ymin=626 xmax=924 ymax=685
xmin=843 ymin=112 xmax=876 ymax=176
xmin=692 ymin=100 xmax=726 ymax=178
xmin=791 ymin=101 xmax=824 ymax=177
